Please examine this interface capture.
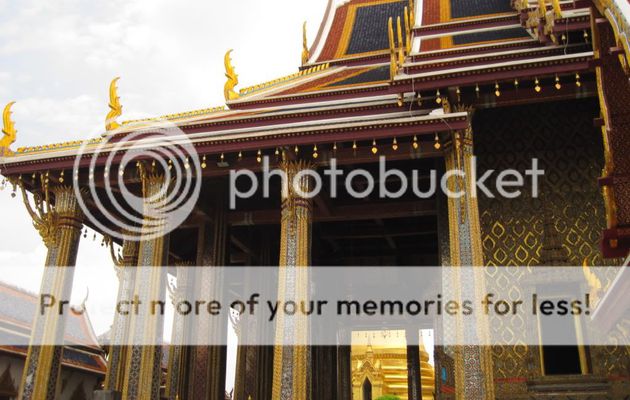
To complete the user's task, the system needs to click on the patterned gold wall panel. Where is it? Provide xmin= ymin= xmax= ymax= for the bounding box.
xmin=472 ymin=99 xmax=626 ymax=398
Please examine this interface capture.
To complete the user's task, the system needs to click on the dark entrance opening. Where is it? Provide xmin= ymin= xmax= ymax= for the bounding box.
xmin=362 ymin=378 xmax=372 ymax=400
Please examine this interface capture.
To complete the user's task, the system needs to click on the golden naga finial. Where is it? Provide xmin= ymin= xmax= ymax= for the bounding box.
xmin=388 ymin=17 xmax=397 ymax=81
xmin=224 ymin=50 xmax=240 ymax=102
xmin=302 ymin=21 xmax=310 ymax=66
xmin=582 ymin=257 xmax=603 ymax=305
xmin=397 ymin=16 xmax=405 ymax=65
xmin=551 ymin=0 xmax=562 ymax=18
xmin=1 ymin=101 xmax=17 ymax=155
xmin=106 ymin=77 xmax=122 ymax=131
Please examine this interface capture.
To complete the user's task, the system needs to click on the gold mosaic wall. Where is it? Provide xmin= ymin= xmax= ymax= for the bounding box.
xmin=473 ymin=99 xmax=627 ymax=397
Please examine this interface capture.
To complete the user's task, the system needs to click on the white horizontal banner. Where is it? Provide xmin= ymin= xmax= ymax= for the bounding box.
xmin=0 ymin=266 xmax=627 ymax=347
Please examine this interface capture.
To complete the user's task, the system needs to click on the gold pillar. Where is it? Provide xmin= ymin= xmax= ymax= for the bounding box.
xmin=122 ymin=173 xmax=170 ymax=400
xmin=443 ymin=126 xmax=495 ymax=400
xmin=17 ymin=184 xmax=83 ymax=400
xmin=272 ymin=160 xmax=313 ymax=400
xmin=104 ymin=237 xmax=139 ymax=393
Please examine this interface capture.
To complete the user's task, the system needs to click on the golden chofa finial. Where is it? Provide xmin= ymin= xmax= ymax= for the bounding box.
xmin=302 ymin=21 xmax=310 ymax=66
xmin=106 ymin=77 xmax=122 ymax=131
xmin=224 ymin=50 xmax=240 ymax=102
xmin=388 ymin=17 xmax=397 ymax=81
xmin=1 ymin=101 xmax=17 ymax=155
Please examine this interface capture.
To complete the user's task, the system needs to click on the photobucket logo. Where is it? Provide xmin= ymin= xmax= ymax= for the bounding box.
xmin=73 ymin=120 xmax=201 ymax=242
xmin=229 ymin=156 xmax=544 ymax=209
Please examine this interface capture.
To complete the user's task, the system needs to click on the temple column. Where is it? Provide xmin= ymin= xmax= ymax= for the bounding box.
xmin=336 ymin=329 xmax=352 ymax=400
xmin=255 ymin=235 xmax=275 ymax=400
xmin=122 ymin=173 xmax=170 ymax=400
xmin=17 ymin=184 xmax=83 ymax=400
xmin=406 ymin=328 xmax=422 ymax=400
xmin=234 ymin=264 xmax=260 ymax=400
xmin=442 ymin=125 xmax=495 ymax=400
xmin=165 ymin=262 xmax=192 ymax=400
xmin=272 ymin=160 xmax=313 ymax=400
xmin=102 ymin=237 xmax=139 ymax=394
xmin=187 ymin=180 xmax=228 ymax=400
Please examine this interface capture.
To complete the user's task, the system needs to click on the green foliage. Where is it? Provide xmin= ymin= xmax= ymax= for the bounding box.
xmin=376 ymin=395 xmax=401 ymax=400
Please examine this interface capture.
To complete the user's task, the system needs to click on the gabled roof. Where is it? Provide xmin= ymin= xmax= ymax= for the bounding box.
xmin=0 ymin=281 xmax=107 ymax=375
xmin=0 ymin=0 xmax=609 ymax=166
xmin=311 ymin=0 xmax=410 ymax=63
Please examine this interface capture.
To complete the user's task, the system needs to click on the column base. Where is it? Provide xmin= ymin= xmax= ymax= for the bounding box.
xmin=93 ymin=390 xmax=122 ymax=400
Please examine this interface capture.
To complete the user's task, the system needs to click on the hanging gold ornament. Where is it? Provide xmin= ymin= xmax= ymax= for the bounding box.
xmin=312 ymin=144 xmax=318 ymax=159
xmin=494 ymin=82 xmax=501 ymax=97
xmin=333 ymin=142 xmax=338 ymax=152
xmin=392 ymin=137 xmax=398 ymax=151
xmin=435 ymin=89 xmax=442 ymax=104
xmin=275 ymin=147 xmax=280 ymax=156
xmin=352 ymin=141 xmax=357 ymax=150
xmin=294 ymin=145 xmax=299 ymax=154
xmin=433 ymin=133 xmax=441 ymax=150
xmin=534 ymin=78 xmax=542 ymax=93
xmin=475 ymin=84 xmax=480 ymax=98
xmin=371 ymin=139 xmax=378 ymax=154
xmin=202 ymin=155 xmax=207 ymax=169
xmin=238 ymin=151 xmax=243 ymax=160
xmin=514 ymin=78 xmax=519 ymax=89
xmin=256 ymin=149 xmax=262 ymax=163
xmin=412 ymin=135 xmax=419 ymax=150
xmin=575 ymin=73 xmax=582 ymax=87
xmin=417 ymin=92 xmax=422 ymax=106
xmin=59 ymin=170 xmax=65 ymax=183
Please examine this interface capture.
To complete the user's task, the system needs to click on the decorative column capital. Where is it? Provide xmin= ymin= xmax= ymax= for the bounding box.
xmin=280 ymin=160 xmax=314 ymax=223
xmin=14 ymin=176 xmax=83 ymax=248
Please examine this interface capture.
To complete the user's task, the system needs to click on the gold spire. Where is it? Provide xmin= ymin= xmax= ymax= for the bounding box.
xmin=224 ymin=49 xmax=240 ymax=101
xmin=302 ymin=21 xmax=310 ymax=66
xmin=1 ymin=101 xmax=17 ymax=155
xmin=105 ymin=77 xmax=122 ymax=132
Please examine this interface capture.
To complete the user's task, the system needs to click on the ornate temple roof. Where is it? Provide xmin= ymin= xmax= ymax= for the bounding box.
xmin=0 ymin=282 xmax=107 ymax=375
xmin=311 ymin=0 xmax=410 ymax=62
xmin=0 ymin=0 xmax=627 ymax=169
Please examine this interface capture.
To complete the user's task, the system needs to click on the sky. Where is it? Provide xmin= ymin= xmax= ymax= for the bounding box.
xmin=0 ymin=0 xmax=329 ymax=390
xmin=0 ymin=0 xmax=328 ymax=324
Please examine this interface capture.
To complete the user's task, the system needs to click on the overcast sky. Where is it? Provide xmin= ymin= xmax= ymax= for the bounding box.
xmin=0 ymin=0 xmax=328 ymax=390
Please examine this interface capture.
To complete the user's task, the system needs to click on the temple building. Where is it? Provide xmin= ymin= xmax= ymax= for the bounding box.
xmin=350 ymin=330 xmax=435 ymax=400
xmin=0 ymin=282 xmax=106 ymax=400
xmin=0 ymin=0 xmax=630 ymax=399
